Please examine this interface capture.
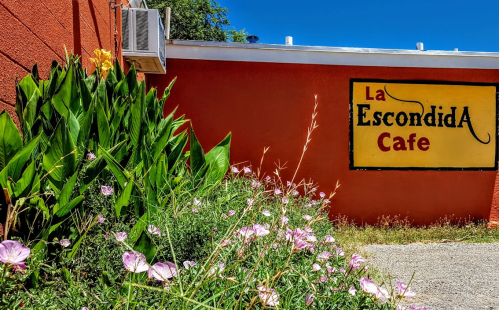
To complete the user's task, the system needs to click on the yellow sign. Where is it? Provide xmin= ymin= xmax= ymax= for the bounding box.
xmin=350 ymin=80 xmax=498 ymax=170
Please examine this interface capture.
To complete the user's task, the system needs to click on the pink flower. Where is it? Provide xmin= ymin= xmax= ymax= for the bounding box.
xmin=324 ymin=199 xmax=330 ymax=204
xmin=82 ymin=307 xmax=89 ymax=310
xmin=193 ymin=198 xmax=201 ymax=206
xmin=304 ymin=226 xmax=313 ymax=233
xmin=305 ymin=293 xmax=316 ymax=306
xmin=317 ymin=251 xmax=332 ymax=262
xmin=303 ymin=214 xmax=312 ymax=221
xmin=148 ymin=225 xmax=161 ymax=236
xmin=360 ymin=277 xmax=390 ymax=300
xmin=238 ymin=227 xmax=255 ymax=239
xmin=60 ymin=239 xmax=71 ymax=248
xmin=257 ymin=285 xmax=279 ymax=307
xmin=228 ymin=210 xmax=236 ymax=217
xmin=97 ymin=214 xmax=105 ymax=223
xmin=148 ymin=262 xmax=177 ymax=281
xmin=292 ymin=190 xmax=299 ymax=196
xmin=324 ymin=235 xmax=335 ymax=243
xmin=191 ymin=208 xmax=199 ymax=213
xmin=183 ymin=261 xmax=196 ymax=269
xmin=265 ymin=176 xmax=271 ymax=181
xmin=320 ymin=192 xmax=326 ymax=198
xmin=281 ymin=216 xmax=289 ymax=225
xmin=0 ymin=240 xmax=30 ymax=268
xmin=375 ymin=287 xmax=390 ymax=300
xmin=359 ymin=277 xmax=378 ymax=294
xmin=318 ymin=275 xmax=327 ymax=283
xmin=220 ymin=239 xmax=231 ymax=247
xmin=305 ymin=233 xmax=317 ymax=243
xmin=122 ymin=251 xmax=149 ymax=273
xmin=294 ymin=238 xmax=310 ymax=250
xmin=251 ymin=180 xmax=261 ymax=188
xmin=231 ymin=166 xmax=239 ymax=173
xmin=326 ymin=264 xmax=337 ymax=275
xmin=243 ymin=166 xmax=251 ymax=174
xmin=100 ymin=186 xmax=113 ymax=196
xmin=348 ymin=286 xmax=357 ymax=296
xmin=349 ymin=253 xmax=365 ymax=270
xmin=312 ymin=263 xmax=321 ymax=271
xmin=282 ymin=196 xmax=289 ymax=204
xmin=261 ymin=210 xmax=271 ymax=216
xmin=247 ymin=198 xmax=254 ymax=206
xmin=87 ymin=152 xmax=96 ymax=160
xmin=335 ymin=247 xmax=345 ymax=256
xmin=274 ymin=188 xmax=282 ymax=195
xmin=115 ymin=232 xmax=127 ymax=242
xmin=105 ymin=232 xmax=110 ymax=239
xmin=253 ymin=224 xmax=270 ymax=237
xmin=397 ymin=281 xmax=416 ymax=297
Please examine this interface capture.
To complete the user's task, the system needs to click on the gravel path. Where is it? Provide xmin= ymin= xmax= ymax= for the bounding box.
xmin=363 ymin=243 xmax=499 ymax=310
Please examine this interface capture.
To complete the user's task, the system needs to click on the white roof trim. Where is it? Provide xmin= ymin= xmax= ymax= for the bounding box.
xmin=165 ymin=40 xmax=499 ymax=69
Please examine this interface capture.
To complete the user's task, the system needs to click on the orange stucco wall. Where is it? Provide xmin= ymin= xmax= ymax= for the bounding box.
xmin=0 ymin=0 xmax=124 ymax=124
xmin=148 ymin=59 xmax=499 ymax=225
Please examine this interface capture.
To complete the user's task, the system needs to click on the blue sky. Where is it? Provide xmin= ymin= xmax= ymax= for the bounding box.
xmin=217 ymin=0 xmax=499 ymax=52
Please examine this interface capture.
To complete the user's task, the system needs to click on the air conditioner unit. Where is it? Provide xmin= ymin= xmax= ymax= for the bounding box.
xmin=122 ymin=8 xmax=166 ymax=74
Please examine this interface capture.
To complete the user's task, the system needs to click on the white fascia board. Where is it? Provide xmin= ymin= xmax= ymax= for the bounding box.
xmin=165 ymin=40 xmax=499 ymax=69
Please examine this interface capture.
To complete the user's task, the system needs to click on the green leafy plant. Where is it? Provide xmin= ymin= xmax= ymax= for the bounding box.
xmin=0 ymin=51 xmax=231 ymax=282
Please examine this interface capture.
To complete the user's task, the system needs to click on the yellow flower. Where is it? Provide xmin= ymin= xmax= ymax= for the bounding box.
xmin=90 ymin=49 xmax=113 ymax=79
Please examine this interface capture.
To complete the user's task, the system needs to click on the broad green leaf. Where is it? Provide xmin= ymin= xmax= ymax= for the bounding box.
xmin=66 ymin=109 xmax=80 ymax=144
xmin=13 ymin=161 xmax=36 ymax=197
xmin=156 ymin=154 xmax=168 ymax=191
xmin=58 ymin=170 xmax=78 ymax=207
xmin=31 ymin=63 xmax=40 ymax=84
xmin=96 ymin=95 xmax=110 ymax=149
xmin=0 ymin=134 xmax=41 ymax=189
xmin=205 ymin=132 xmax=231 ymax=185
xmin=134 ymin=232 xmax=157 ymax=263
xmin=79 ymin=75 xmax=92 ymax=112
xmin=129 ymin=213 xmax=148 ymax=244
xmin=22 ymin=87 xmax=41 ymax=132
xmin=151 ymin=114 xmax=173 ymax=162
xmin=189 ymin=127 xmax=206 ymax=175
xmin=0 ymin=111 xmax=22 ymax=171
xmin=99 ymin=145 xmax=130 ymax=188
xmin=167 ymin=132 xmax=188 ymax=172
xmin=114 ymin=57 xmax=126 ymax=82
xmin=55 ymin=195 xmax=84 ymax=217
xmin=76 ymin=98 xmax=94 ymax=155
xmin=129 ymin=82 xmax=144 ymax=147
xmin=68 ymin=232 xmax=86 ymax=259
xmin=53 ymin=63 xmax=79 ymax=116
xmin=126 ymin=64 xmax=138 ymax=94
xmin=42 ymin=119 xmax=76 ymax=190
xmin=19 ymin=75 xmax=38 ymax=104
xmin=115 ymin=179 xmax=133 ymax=217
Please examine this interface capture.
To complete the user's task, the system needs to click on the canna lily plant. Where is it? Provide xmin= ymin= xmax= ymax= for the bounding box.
xmin=0 ymin=50 xmax=232 ymax=283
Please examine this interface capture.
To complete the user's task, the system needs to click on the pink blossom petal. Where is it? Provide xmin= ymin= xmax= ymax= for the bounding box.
xmin=257 ymin=285 xmax=279 ymax=307
xmin=100 ymin=186 xmax=113 ymax=196
xmin=60 ymin=239 xmax=71 ymax=248
xmin=122 ymin=251 xmax=149 ymax=273
xmin=0 ymin=240 xmax=30 ymax=266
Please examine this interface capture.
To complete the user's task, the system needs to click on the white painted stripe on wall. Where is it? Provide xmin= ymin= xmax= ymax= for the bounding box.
xmin=165 ymin=40 xmax=499 ymax=69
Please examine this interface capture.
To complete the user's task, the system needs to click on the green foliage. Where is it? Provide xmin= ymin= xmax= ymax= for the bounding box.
xmin=0 ymin=55 xmax=231 ymax=289
xmin=148 ymin=0 xmax=248 ymax=42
